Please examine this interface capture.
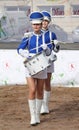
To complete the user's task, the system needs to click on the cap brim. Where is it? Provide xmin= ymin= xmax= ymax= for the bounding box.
xmin=31 ymin=20 xmax=42 ymax=24
xmin=43 ymin=16 xmax=50 ymax=22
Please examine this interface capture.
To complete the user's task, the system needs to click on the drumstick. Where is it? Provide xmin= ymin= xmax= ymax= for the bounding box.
xmin=29 ymin=42 xmax=52 ymax=52
xmin=58 ymin=41 xmax=66 ymax=44
xmin=29 ymin=40 xmax=66 ymax=52
xmin=51 ymin=40 xmax=66 ymax=44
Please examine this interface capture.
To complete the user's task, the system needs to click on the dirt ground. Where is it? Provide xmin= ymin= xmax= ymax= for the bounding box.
xmin=0 ymin=85 xmax=79 ymax=130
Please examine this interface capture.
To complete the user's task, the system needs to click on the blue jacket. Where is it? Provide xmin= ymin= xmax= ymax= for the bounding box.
xmin=41 ymin=29 xmax=57 ymax=50
xmin=17 ymin=30 xmax=57 ymax=54
xmin=17 ymin=32 xmax=45 ymax=54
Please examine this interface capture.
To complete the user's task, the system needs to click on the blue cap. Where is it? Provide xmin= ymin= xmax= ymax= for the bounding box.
xmin=29 ymin=11 xmax=43 ymax=24
xmin=41 ymin=11 xmax=51 ymax=22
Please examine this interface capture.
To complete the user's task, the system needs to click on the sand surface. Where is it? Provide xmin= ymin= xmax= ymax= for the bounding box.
xmin=0 ymin=85 xmax=79 ymax=130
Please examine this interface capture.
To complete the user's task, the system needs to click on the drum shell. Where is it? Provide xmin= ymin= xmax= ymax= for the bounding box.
xmin=24 ymin=52 xmax=49 ymax=76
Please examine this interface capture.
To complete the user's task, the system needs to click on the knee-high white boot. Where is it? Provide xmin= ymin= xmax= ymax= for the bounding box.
xmin=28 ymin=99 xmax=37 ymax=126
xmin=36 ymin=99 xmax=42 ymax=124
xmin=40 ymin=90 xmax=50 ymax=114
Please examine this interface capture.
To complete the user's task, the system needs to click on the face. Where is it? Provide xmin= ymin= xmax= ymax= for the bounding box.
xmin=32 ymin=23 xmax=42 ymax=34
xmin=42 ymin=20 xmax=49 ymax=30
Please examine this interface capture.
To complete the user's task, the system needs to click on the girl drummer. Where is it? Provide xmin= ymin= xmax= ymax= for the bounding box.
xmin=17 ymin=11 xmax=51 ymax=126
xmin=40 ymin=11 xmax=60 ymax=114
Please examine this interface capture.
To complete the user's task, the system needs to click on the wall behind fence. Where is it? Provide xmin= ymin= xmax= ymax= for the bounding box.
xmin=0 ymin=49 xmax=79 ymax=86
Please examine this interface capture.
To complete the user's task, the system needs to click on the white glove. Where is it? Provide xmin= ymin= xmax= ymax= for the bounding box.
xmin=41 ymin=43 xmax=47 ymax=50
xmin=19 ymin=49 xmax=29 ymax=58
xmin=54 ymin=40 xmax=59 ymax=45
xmin=54 ymin=44 xmax=60 ymax=53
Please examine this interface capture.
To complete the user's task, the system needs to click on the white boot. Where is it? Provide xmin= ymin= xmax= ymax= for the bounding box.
xmin=28 ymin=99 xmax=37 ymax=126
xmin=40 ymin=91 xmax=50 ymax=114
xmin=36 ymin=99 xmax=42 ymax=124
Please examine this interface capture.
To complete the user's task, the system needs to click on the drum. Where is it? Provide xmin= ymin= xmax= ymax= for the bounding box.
xmin=24 ymin=52 xmax=49 ymax=76
xmin=46 ymin=52 xmax=57 ymax=65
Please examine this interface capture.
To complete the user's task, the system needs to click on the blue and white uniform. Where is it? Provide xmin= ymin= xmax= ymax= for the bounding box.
xmin=17 ymin=33 xmax=45 ymax=54
xmin=41 ymin=11 xmax=58 ymax=73
xmin=17 ymin=12 xmax=52 ymax=79
xmin=17 ymin=32 xmax=50 ymax=78
xmin=41 ymin=29 xmax=57 ymax=73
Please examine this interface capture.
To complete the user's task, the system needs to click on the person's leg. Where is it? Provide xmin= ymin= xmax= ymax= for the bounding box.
xmin=36 ymin=79 xmax=44 ymax=99
xmin=36 ymin=79 xmax=44 ymax=123
xmin=27 ymin=77 xmax=37 ymax=126
xmin=40 ymin=73 xmax=52 ymax=114
xmin=27 ymin=77 xmax=36 ymax=99
xmin=45 ymin=73 xmax=51 ymax=91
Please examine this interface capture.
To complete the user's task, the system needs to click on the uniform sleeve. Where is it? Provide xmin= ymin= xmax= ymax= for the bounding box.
xmin=53 ymin=32 xmax=57 ymax=40
xmin=51 ymin=32 xmax=57 ymax=50
xmin=52 ymin=33 xmax=60 ymax=53
xmin=17 ymin=37 xmax=29 ymax=53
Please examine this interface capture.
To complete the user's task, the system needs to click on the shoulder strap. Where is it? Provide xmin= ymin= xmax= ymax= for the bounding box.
xmin=42 ymin=32 xmax=45 ymax=45
xmin=49 ymin=31 xmax=52 ymax=41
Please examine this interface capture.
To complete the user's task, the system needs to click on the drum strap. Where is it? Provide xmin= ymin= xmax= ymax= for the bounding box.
xmin=36 ymin=35 xmax=39 ymax=53
xmin=49 ymin=31 xmax=54 ymax=52
xmin=42 ymin=33 xmax=45 ymax=45
xmin=42 ymin=31 xmax=52 ymax=45
xmin=49 ymin=31 xmax=52 ymax=41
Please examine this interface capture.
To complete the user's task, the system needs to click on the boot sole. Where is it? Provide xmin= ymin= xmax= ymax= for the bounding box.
xmin=41 ymin=112 xmax=49 ymax=115
xmin=31 ymin=123 xmax=37 ymax=126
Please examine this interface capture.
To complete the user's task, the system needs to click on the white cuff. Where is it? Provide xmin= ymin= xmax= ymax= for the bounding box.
xmin=19 ymin=49 xmax=29 ymax=58
xmin=54 ymin=40 xmax=59 ymax=45
xmin=41 ymin=43 xmax=47 ymax=50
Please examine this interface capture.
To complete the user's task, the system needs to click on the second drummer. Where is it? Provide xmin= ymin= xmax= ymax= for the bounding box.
xmin=40 ymin=11 xmax=60 ymax=114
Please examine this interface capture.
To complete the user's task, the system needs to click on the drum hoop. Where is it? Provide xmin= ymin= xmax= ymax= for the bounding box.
xmin=24 ymin=52 xmax=43 ymax=64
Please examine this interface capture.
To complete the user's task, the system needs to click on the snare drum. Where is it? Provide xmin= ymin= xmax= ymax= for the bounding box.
xmin=24 ymin=52 xmax=49 ymax=76
xmin=47 ymin=52 xmax=57 ymax=65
